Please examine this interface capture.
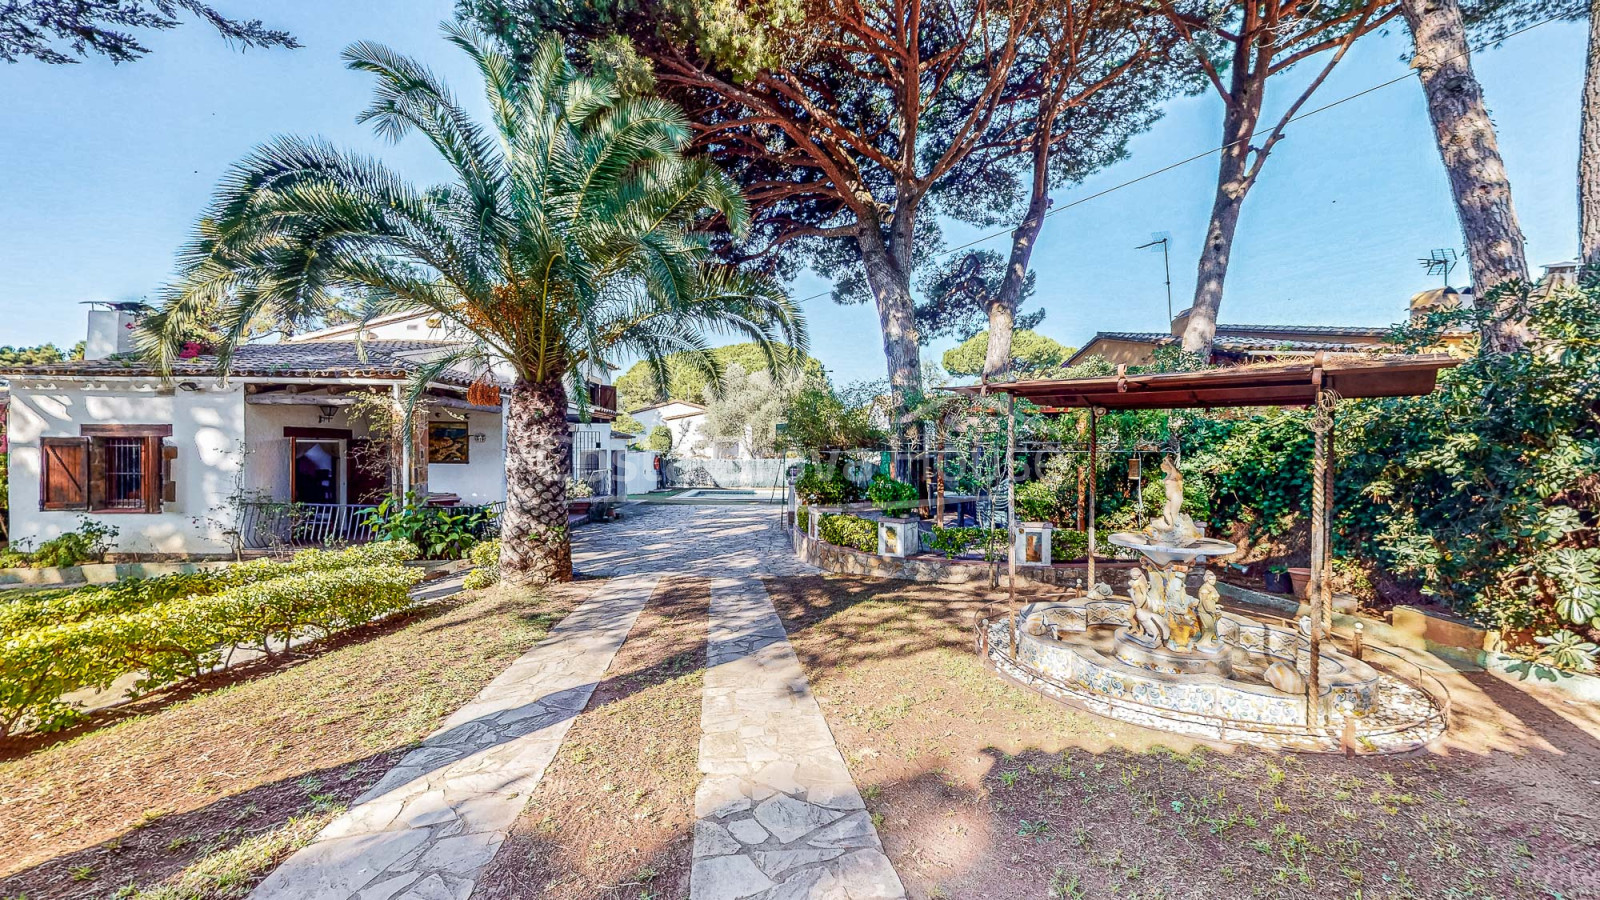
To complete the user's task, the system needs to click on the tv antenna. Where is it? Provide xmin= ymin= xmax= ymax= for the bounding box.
xmin=1418 ymin=248 xmax=1458 ymax=288
xmin=1135 ymin=232 xmax=1174 ymax=326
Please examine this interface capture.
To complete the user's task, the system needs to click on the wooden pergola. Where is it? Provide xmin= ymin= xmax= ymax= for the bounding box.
xmin=951 ymin=352 xmax=1460 ymax=726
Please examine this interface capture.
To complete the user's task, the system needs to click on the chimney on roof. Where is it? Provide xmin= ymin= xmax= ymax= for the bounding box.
xmin=85 ymin=301 xmax=147 ymax=360
xmin=1169 ymin=307 xmax=1193 ymax=336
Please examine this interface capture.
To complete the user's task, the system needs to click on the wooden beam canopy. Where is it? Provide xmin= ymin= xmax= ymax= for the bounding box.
xmin=947 ymin=354 xmax=1459 ymax=410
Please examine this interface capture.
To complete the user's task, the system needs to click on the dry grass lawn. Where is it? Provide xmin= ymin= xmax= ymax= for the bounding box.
xmin=0 ymin=580 xmax=589 ymax=900
xmin=767 ymin=573 xmax=1600 ymax=900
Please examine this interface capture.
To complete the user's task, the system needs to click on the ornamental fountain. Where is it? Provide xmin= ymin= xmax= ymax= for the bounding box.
xmin=982 ymin=456 xmax=1446 ymax=753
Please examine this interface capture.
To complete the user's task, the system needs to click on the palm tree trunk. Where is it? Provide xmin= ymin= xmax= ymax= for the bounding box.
xmin=1183 ymin=52 xmax=1265 ymax=358
xmin=500 ymin=374 xmax=573 ymax=584
xmin=1581 ymin=0 xmax=1600 ymax=266
xmin=1400 ymin=0 xmax=1530 ymax=351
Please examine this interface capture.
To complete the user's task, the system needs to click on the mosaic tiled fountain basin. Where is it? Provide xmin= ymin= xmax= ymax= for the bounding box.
xmin=982 ymin=597 xmax=1447 ymax=752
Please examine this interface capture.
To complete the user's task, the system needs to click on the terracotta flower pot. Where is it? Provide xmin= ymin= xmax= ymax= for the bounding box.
xmin=1287 ymin=566 xmax=1312 ymax=598
xmin=570 ymin=501 xmax=591 ymax=515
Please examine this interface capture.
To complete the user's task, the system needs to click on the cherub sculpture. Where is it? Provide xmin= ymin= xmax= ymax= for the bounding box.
xmin=1126 ymin=568 xmax=1170 ymax=647
xmin=1195 ymin=571 xmax=1222 ymax=651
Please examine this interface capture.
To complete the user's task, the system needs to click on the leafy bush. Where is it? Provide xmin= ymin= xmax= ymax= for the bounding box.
xmin=818 ymin=513 xmax=878 ymax=553
xmin=1330 ymin=280 xmax=1600 ymax=639
xmin=361 ymin=494 xmax=490 ymax=559
xmin=1521 ymin=629 xmax=1599 ymax=674
xmin=795 ymin=462 xmax=864 ymax=505
xmin=3 ymin=518 xmax=121 ymax=569
xmin=566 ymin=478 xmax=596 ymax=499
xmin=796 ymin=507 xmax=811 ymax=534
xmin=867 ymin=473 xmax=918 ymax=512
xmin=927 ymin=526 xmax=1007 ymax=560
xmin=0 ymin=559 xmax=424 ymax=736
xmin=464 ymin=538 xmax=502 ymax=590
xmin=1015 ymin=480 xmax=1065 ymax=524
xmin=1050 ymin=528 xmax=1115 ymax=561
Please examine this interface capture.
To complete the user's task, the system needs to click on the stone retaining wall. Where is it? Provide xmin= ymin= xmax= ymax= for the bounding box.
xmin=790 ymin=526 xmax=1215 ymax=590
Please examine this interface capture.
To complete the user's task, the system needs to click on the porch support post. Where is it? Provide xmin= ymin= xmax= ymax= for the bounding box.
xmin=1087 ymin=407 xmax=1099 ymax=589
xmin=1006 ymin=392 xmax=1019 ymax=661
xmin=1306 ymin=383 xmax=1336 ymax=728
xmin=394 ymin=383 xmax=410 ymax=498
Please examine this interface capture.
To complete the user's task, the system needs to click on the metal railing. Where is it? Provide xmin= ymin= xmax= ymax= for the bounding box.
xmin=238 ymin=500 xmax=505 ymax=549
xmin=238 ymin=502 xmax=381 ymax=550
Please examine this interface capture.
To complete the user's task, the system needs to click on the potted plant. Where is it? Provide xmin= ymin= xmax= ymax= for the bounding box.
xmin=1263 ymin=563 xmax=1292 ymax=594
xmin=1287 ymin=565 xmax=1312 ymax=598
xmin=567 ymin=478 xmax=595 ymax=515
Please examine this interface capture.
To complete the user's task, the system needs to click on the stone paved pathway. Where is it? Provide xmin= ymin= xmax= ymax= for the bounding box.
xmin=581 ymin=504 xmax=903 ymax=899
xmin=691 ymin=577 xmax=905 ymax=900
xmin=249 ymin=574 xmax=660 ymax=900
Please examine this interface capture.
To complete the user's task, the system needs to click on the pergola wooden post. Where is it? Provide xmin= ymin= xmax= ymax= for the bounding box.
xmin=1305 ymin=379 xmax=1338 ymax=727
xmin=1087 ymin=407 xmax=1099 ymax=588
xmin=1006 ymin=392 xmax=1019 ymax=660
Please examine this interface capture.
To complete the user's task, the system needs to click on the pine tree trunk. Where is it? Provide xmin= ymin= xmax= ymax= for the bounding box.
xmin=856 ymin=225 xmax=922 ymax=462
xmin=1581 ymin=0 xmax=1600 ymax=266
xmin=1183 ymin=61 xmax=1264 ymax=357
xmin=983 ymin=187 xmax=1050 ymax=381
xmin=1401 ymin=0 xmax=1530 ymax=351
xmin=499 ymin=375 xmax=573 ymax=584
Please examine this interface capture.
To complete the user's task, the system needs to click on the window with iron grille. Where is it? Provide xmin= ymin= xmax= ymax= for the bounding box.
xmin=103 ymin=437 xmax=145 ymax=509
xmin=39 ymin=425 xmax=172 ymax=514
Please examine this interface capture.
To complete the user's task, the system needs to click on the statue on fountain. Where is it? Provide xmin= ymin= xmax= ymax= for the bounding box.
xmin=1126 ymin=568 xmax=1170 ymax=647
xmin=1143 ymin=456 xmax=1202 ymax=547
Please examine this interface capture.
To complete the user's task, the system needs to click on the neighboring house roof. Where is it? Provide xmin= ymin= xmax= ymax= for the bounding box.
xmin=1064 ymin=324 xmax=1397 ymax=367
xmin=632 ymin=400 xmax=707 ymax=415
xmin=0 ymin=340 xmax=485 ymax=387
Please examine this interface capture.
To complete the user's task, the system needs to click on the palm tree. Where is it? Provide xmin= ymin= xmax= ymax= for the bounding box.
xmin=145 ymin=25 xmax=806 ymax=583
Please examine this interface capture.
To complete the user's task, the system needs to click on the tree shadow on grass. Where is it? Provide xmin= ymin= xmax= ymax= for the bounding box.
xmin=0 ymin=595 xmax=475 ymax=764
xmin=0 ymin=754 xmax=402 ymax=900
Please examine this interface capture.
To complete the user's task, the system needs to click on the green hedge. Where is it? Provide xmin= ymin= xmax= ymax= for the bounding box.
xmin=926 ymin=526 xmax=1007 ymax=560
xmin=818 ymin=513 xmax=877 ymax=553
xmin=0 ymin=542 xmax=417 ymax=634
xmin=1050 ymin=528 xmax=1116 ymax=561
xmin=796 ymin=507 xmax=811 ymax=534
xmin=0 ymin=549 xmax=423 ymax=737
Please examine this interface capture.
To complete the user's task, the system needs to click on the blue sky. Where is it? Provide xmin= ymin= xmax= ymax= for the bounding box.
xmin=0 ymin=3 xmax=1585 ymax=386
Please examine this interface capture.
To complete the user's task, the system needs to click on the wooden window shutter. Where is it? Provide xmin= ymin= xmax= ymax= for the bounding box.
xmin=161 ymin=442 xmax=178 ymax=504
xmin=143 ymin=436 xmax=163 ymax=513
xmin=40 ymin=437 xmax=91 ymax=510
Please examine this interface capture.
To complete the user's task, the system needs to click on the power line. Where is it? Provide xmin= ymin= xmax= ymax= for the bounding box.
xmin=787 ymin=13 xmax=1566 ymax=306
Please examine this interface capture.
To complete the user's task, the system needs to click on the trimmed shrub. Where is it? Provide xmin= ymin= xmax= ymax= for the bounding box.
xmin=795 ymin=462 xmax=864 ymax=505
xmin=0 ymin=554 xmax=424 ymax=737
xmin=463 ymin=539 xmax=502 ymax=590
xmin=0 ymin=542 xmax=418 ymax=635
xmin=796 ymin=507 xmax=811 ymax=534
xmin=927 ymin=526 xmax=1008 ymax=560
xmin=1050 ymin=528 xmax=1116 ymax=561
xmin=867 ymin=473 xmax=918 ymax=513
xmin=818 ymin=513 xmax=878 ymax=554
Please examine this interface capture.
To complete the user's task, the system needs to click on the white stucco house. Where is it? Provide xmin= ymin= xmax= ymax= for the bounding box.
xmin=1 ymin=304 xmax=631 ymax=557
xmin=630 ymin=399 xmax=754 ymax=459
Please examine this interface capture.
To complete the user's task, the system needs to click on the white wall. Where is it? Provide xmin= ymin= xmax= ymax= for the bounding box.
xmin=7 ymin=378 xmax=246 ymax=556
xmin=426 ymin=409 xmax=504 ymax=503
